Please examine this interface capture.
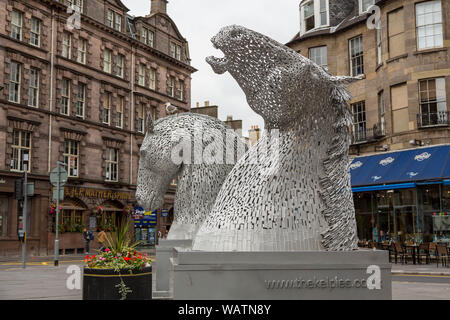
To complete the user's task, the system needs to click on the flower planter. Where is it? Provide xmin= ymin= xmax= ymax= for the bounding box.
xmin=82 ymin=266 xmax=152 ymax=300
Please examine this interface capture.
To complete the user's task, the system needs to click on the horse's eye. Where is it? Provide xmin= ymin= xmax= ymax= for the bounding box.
xmin=230 ymin=29 xmax=241 ymax=38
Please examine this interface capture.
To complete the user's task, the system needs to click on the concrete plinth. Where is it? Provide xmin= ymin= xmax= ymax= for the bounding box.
xmin=171 ymin=249 xmax=392 ymax=300
xmin=153 ymin=239 xmax=192 ymax=299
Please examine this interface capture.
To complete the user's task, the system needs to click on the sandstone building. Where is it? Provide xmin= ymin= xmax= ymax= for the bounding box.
xmin=0 ymin=0 xmax=195 ymax=256
xmin=287 ymin=0 xmax=450 ymax=246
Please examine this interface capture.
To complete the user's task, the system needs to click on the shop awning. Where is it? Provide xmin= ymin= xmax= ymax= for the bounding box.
xmin=350 ymin=145 xmax=450 ymax=190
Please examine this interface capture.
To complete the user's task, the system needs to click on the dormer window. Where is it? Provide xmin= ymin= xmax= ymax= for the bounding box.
xmin=359 ymin=0 xmax=375 ymax=14
xmin=106 ymin=9 xmax=122 ymax=32
xmin=300 ymin=0 xmax=329 ymax=35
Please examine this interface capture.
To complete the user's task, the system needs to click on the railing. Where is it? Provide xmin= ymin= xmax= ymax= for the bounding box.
xmin=417 ymin=111 xmax=449 ymax=128
xmin=351 ymin=122 xmax=386 ymax=144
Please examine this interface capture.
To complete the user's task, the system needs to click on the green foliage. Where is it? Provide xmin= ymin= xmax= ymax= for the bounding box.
xmin=104 ymin=216 xmax=141 ymax=253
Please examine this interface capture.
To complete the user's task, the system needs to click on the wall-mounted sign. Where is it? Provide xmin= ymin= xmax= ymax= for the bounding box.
xmin=161 ymin=209 xmax=169 ymax=218
xmin=60 ymin=186 xmax=132 ymax=201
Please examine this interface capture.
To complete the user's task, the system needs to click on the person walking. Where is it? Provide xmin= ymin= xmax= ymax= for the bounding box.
xmin=97 ymin=228 xmax=107 ymax=252
xmin=83 ymin=228 xmax=94 ymax=254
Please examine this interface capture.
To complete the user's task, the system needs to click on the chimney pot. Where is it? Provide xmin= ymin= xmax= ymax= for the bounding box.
xmin=150 ymin=0 xmax=168 ymax=15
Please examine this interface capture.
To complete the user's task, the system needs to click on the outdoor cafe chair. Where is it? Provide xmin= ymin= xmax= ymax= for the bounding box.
xmin=436 ymin=244 xmax=449 ymax=268
xmin=428 ymin=242 xmax=438 ymax=263
xmin=391 ymin=243 xmax=411 ymax=264
xmin=417 ymin=242 xmax=430 ymax=264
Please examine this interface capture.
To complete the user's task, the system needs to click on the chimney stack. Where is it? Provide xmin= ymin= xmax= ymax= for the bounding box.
xmin=150 ymin=0 xmax=168 ymax=15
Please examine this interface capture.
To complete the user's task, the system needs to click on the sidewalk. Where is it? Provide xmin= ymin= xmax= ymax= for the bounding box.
xmin=392 ymin=263 xmax=450 ymax=275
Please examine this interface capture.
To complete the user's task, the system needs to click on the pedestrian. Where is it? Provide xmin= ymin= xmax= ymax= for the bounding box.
xmin=97 ymin=227 xmax=107 ymax=252
xmin=83 ymin=228 xmax=94 ymax=254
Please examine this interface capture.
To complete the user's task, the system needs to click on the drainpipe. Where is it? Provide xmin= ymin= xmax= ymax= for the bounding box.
xmin=130 ymin=47 xmax=135 ymax=185
xmin=48 ymin=8 xmax=55 ymax=173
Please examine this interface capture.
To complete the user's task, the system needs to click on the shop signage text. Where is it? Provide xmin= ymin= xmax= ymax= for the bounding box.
xmin=61 ymin=186 xmax=132 ymax=200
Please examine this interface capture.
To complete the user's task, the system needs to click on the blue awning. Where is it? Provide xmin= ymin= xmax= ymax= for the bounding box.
xmin=350 ymin=145 xmax=450 ymax=189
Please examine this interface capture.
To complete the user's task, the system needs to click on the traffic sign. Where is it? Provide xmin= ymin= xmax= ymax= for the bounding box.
xmin=52 ymin=189 xmax=64 ymax=202
xmin=50 ymin=167 xmax=68 ymax=187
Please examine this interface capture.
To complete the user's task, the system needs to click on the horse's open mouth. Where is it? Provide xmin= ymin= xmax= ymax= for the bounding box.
xmin=206 ymin=56 xmax=228 ymax=75
xmin=206 ymin=37 xmax=228 ymax=75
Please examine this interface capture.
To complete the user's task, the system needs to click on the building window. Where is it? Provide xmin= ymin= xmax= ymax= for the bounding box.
xmin=391 ymin=83 xmax=409 ymax=133
xmin=28 ymin=68 xmax=39 ymax=108
xmin=67 ymin=0 xmax=83 ymax=12
xmin=378 ymin=91 xmax=386 ymax=136
xmin=416 ymin=0 xmax=443 ymax=50
xmin=64 ymin=140 xmax=79 ymax=177
xmin=116 ymin=97 xmax=123 ymax=128
xmin=300 ymin=0 xmax=328 ymax=34
xmin=103 ymin=49 xmax=112 ymax=73
xmin=138 ymin=64 xmax=146 ymax=86
xmin=114 ymin=12 xmax=122 ymax=31
xmin=149 ymin=68 xmax=156 ymax=90
xmin=418 ymin=78 xmax=447 ymax=127
xmin=177 ymin=80 xmax=184 ymax=101
xmin=141 ymin=28 xmax=147 ymax=44
xmin=303 ymin=1 xmax=315 ymax=33
xmin=349 ymin=35 xmax=364 ymax=76
xmin=61 ymin=78 xmax=70 ymax=115
xmin=352 ymin=101 xmax=366 ymax=143
xmin=148 ymin=30 xmax=154 ymax=47
xmin=319 ymin=0 xmax=328 ymax=25
xmin=359 ymin=0 xmax=375 ymax=13
xmin=309 ymin=46 xmax=327 ymax=70
xmin=77 ymin=38 xmax=87 ymax=64
xmin=62 ymin=32 xmax=72 ymax=59
xmin=116 ymin=54 xmax=124 ymax=78
xmin=170 ymin=42 xmax=182 ymax=60
xmin=10 ymin=10 xmax=22 ymax=41
xmin=30 ymin=18 xmax=41 ymax=47
xmin=106 ymin=148 xmax=119 ymax=182
xmin=137 ymin=104 xmax=144 ymax=133
xmin=11 ymin=130 xmax=31 ymax=172
xmin=76 ymin=83 xmax=85 ymax=118
xmin=103 ymin=93 xmax=111 ymax=125
xmin=106 ymin=9 xmax=114 ymax=28
xmin=388 ymin=8 xmax=405 ymax=59
xmin=9 ymin=62 xmax=21 ymax=103
xmin=168 ymin=76 xmax=175 ymax=97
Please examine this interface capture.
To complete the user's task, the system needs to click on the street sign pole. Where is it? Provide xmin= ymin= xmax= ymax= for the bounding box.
xmin=55 ymin=162 xmax=60 ymax=267
xmin=21 ymin=161 xmax=28 ymax=269
xmin=52 ymin=161 xmax=68 ymax=267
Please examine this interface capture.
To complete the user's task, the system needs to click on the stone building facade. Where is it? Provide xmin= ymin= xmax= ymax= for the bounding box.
xmin=287 ymin=0 xmax=450 ymax=156
xmin=287 ymin=0 xmax=450 ymax=245
xmin=0 ymin=0 xmax=195 ymax=256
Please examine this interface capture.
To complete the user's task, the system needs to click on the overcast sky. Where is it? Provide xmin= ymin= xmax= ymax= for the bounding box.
xmin=124 ymin=0 xmax=300 ymax=136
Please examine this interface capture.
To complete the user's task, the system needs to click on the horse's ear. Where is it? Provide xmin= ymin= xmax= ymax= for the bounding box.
xmin=146 ymin=114 xmax=154 ymax=134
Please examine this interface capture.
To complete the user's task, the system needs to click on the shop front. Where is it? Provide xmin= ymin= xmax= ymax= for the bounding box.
xmin=47 ymin=185 xmax=135 ymax=255
xmin=351 ymin=145 xmax=450 ymax=246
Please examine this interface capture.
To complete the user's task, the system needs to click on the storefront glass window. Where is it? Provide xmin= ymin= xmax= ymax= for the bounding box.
xmin=435 ymin=185 xmax=450 ymax=243
xmin=353 ymin=192 xmax=374 ymax=242
xmin=418 ymin=185 xmax=441 ymax=242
